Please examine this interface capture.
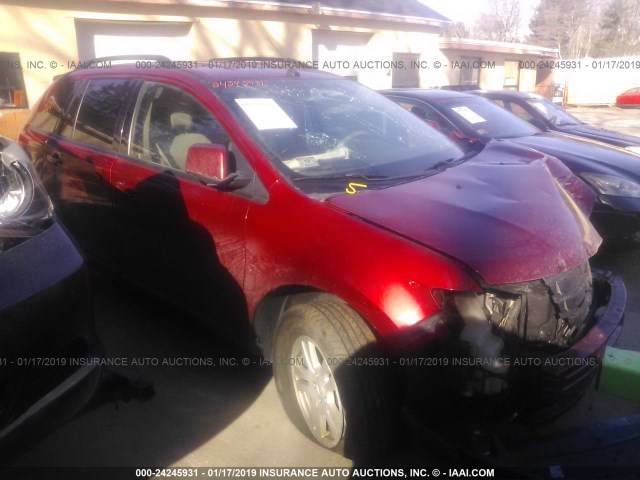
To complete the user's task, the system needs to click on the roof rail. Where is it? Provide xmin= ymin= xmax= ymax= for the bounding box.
xmin=79 ymin=55 xmax=173 ymax=67
xmin=210 ymin=56 xmax=301 ymax=63
xmin=208 ymin=57 xmax=316 ymax=69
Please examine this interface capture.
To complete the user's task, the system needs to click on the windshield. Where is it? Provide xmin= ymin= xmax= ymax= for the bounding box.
xmin=212 ymin=79 xmax=464 ymax=192
xmin=432 ymin=96 xmax=540 ymax=139
xmin=526 ymin=99 xmax=582 ymax=126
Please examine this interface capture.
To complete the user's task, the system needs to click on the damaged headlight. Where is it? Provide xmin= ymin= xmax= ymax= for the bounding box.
xmin=0 ymin=136 xmax=54 ymax=251
xmin=581 ymin=172 xmax=640 ymax=198
xmin=434 ymin=262 xmax=594 ymax=396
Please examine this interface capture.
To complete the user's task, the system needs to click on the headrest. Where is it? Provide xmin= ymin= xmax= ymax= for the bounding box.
xmin=410 ymin=106 xmax=427 ymax=119
xmin=171 ymin=112 xmax=193 ymax=130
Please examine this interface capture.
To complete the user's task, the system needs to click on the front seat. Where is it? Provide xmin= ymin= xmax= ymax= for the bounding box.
xmin=168 ymin=112 xmax=210 ymax=169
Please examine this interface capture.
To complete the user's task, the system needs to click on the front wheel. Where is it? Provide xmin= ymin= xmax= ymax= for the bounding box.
xmin=273 ymin=300 xmax=396 ymax=458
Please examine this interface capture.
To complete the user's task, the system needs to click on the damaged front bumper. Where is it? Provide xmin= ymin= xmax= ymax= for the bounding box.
xmin=405 ymin=268 xmax=626 ymax=425
xmin=517 ymin=269 xmax=626 ymax=423
xmin=403 ymin=270 xmax=629 ymax=477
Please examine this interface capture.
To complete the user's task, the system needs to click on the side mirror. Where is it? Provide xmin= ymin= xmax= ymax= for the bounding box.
xmin=531 ymin=119 xmax=549 ymax=131
xmin=185 ymin=144 xmax=233 ymax=180
xmin=185 ymin=144 xmax=252 ymax=191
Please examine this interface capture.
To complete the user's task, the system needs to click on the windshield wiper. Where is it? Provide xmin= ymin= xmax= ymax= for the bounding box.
xmin=292 ymin=151 xmax=478 ymax=184
xmin=555 ymin=122 xmax=581 ymax=126
xmin=432 ymin=149 xmax=481 ymax=169
xmin=293 ymin=172 xmax=388 ymax=182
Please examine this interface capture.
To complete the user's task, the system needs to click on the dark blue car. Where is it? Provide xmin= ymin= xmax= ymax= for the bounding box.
xmin=382 ymin=89 xmax=640 ymax=240
xmin=473 ymin=90 xmax=640 ymax=153
xmin=0 ymin=136 xmax=102 ymax=455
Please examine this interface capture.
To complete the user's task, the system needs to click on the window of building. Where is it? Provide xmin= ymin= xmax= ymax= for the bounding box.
xmin=459 ymin=56 xmax=480 ymax=86
xmin=503 ymin=61 xmax=519 ymax=90
xmin=0 ymin=53 xmax=28 ymax=108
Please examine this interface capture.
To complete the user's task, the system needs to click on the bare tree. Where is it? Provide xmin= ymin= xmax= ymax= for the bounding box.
xmin=442 ymin=21 xmax=471 ymax=38
xmin=474 ymin=0 xmax=522 ymax=42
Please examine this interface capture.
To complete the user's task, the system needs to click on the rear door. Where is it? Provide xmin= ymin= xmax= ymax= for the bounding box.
xmin=22 ymin=77 xmax=137 ymax=269
xmin=112 ymin=80 xmax=256 ymax=335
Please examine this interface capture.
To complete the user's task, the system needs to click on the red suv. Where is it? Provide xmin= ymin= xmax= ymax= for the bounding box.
xmin=20 ymin=57 xmax=625 ymax=457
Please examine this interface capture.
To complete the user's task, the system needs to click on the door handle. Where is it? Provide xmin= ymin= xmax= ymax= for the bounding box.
xmin=45 ymin=152 xmax=63 ymax=166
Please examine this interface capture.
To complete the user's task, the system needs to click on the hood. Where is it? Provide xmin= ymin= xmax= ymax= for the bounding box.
xmin=511 ymin=132 xmax=640 ymax=179
xmin=326 ymin=143 xmax=601 ymax=286
xmin=556 ymin=124 xmax=640 ymax=148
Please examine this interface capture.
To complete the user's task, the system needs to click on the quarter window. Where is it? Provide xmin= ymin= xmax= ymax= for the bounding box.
xmin=31 ymin=79 xmax=82 ymax=134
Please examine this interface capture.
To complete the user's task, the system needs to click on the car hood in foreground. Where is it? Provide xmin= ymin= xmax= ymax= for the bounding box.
xmin=326 ymin=143 xmax=601 ymax=286
xmin=555 ymin=124 xmax=640 ymax=148
xmin=511 ymin=132 xmax=640 ymax=178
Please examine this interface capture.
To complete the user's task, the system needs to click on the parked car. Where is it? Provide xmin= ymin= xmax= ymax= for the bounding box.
xmin=20 ymin=59 xmax=626 ymax=456
xmin=383 ymin=89 xmax=640 ymax=240
xmin=616 ymin=87 xmax=640 ymax=108
xmin=0 ymin=136 xmax=102 ymax=453
xmin=438 ymin=84 xmax=479 ymax=92
xmin=474 ymin=90 xmax=640 ymax=153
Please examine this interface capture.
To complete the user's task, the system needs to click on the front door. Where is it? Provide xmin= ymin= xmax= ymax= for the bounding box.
xmin=111 ymin=81 xmax=254 ymax=336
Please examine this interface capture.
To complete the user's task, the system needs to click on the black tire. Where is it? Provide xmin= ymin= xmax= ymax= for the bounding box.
xmin=273 ymin=299 xmax=397 ymax=459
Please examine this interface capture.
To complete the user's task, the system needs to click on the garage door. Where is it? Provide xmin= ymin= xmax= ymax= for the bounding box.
xmin=75 ymin=20 xmax=192 ymax=61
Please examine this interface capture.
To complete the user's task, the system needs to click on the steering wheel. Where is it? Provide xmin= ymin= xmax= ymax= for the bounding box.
xmin=339 ymin=131 xmax=370 ymax=149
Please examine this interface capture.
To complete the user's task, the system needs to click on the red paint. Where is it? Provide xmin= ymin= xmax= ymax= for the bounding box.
xmin=18 ymin=64 xmax=603 ymax=348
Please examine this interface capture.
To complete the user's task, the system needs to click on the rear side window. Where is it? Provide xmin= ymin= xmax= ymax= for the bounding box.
xmin=72 ymin=79 xmax=132 ymax=150
xmin=31 ymin=79 xmax=79 ymax=134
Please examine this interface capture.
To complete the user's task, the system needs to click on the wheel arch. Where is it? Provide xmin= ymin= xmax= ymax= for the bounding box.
xmin=251 ymin=286 xmax=349 ymax=361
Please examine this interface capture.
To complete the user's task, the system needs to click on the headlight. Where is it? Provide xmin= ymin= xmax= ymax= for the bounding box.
xmin=625 ymin=146 xmax=640 ymax=155
xmin=0 ymin=136 xmax=53 ymax=251
xmin=1 ymin=157 xmax=34 ymax=218
xmin=581 ymin=172 xmax=640 ymax=198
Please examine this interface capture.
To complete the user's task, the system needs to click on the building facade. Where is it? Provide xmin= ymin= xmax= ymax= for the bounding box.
xmin=0 ymin=0 xmax=559 ymax=139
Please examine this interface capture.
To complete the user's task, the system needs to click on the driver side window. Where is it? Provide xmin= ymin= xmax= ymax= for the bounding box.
xmin=505 ymin=101 xmax=535 ymax=123
xmin=397 ymin=99 xmax=454 ymax=136
xmin=129 ymin=82 xmax=230 ymax=171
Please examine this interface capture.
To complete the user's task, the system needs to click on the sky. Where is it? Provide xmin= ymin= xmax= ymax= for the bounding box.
xmin=420 ymin=0 xmax=539 ymax=34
